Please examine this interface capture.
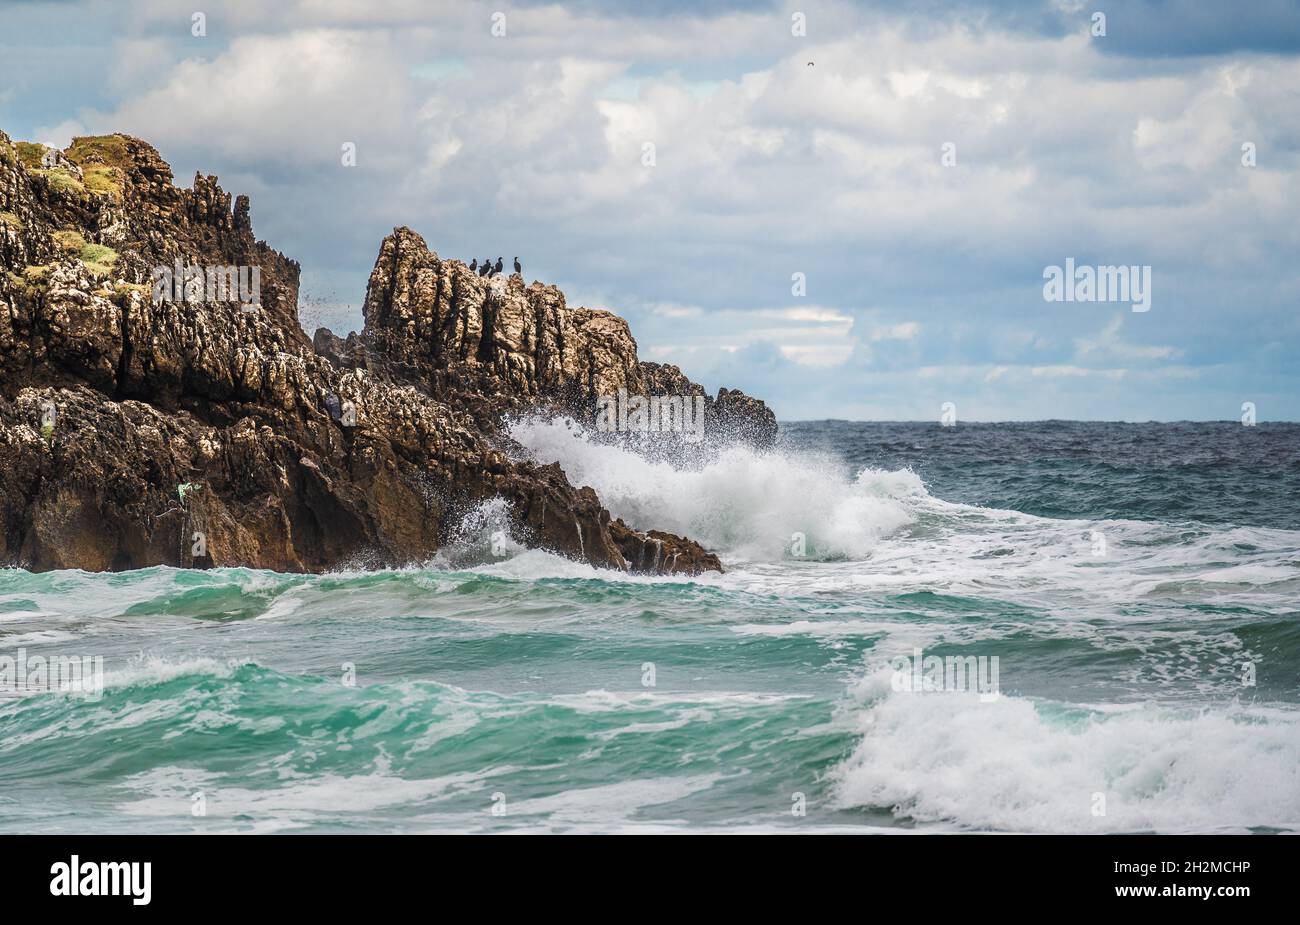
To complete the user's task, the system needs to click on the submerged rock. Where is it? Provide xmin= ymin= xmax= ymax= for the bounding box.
xmin=0 ymin=130 xmax=774 ymax=575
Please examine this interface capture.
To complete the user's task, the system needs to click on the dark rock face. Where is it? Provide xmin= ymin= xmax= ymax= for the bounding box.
xmin=0 ymin=131 xmax=775 ymax=575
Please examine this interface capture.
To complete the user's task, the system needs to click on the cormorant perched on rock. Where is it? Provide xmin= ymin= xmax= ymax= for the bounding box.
xmin=469 ymin=258 xmax=477 ymax=272
xmin=513 ymin=257 xmax=521 ymax=275
xmin=479 ymin=259 xmax=491 ymax=276
xmin=494 ymin=257 xmax=504 ymax=276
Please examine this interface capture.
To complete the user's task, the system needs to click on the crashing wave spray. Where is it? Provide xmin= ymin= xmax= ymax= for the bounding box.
xmin=433 ymin=497 xmax=525 ymax=567
xmin=508 ymin=415 xmax=923 ymax=562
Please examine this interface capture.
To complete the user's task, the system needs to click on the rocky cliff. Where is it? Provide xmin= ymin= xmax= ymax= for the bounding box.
xmin=0 ymin=131 xmax=775 ymax=575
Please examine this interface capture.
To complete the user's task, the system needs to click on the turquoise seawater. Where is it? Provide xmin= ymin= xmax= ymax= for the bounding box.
xmin=1 ymin=420 xmax=1297 ymax=833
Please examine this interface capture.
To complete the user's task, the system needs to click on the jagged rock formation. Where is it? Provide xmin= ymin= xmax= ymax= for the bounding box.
xmin=317 ymin=227 xmax=778 ymax=447
xmin=0 ymin=130 xmax=776 ymax=575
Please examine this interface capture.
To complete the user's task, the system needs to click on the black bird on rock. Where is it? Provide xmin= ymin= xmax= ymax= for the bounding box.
xmin=494 ymin=257 xmax=504 ymax=276
xmin=479 ymin=259 xmax=491 ymax=277
xmin=513 ymin=257 xmax=521 ymax=276
xmin=469 ymin=258 xmax=477 ymax=272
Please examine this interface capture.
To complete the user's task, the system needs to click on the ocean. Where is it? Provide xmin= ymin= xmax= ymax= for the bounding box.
xmin=1 ymin=419 xmax=1297 ymax=833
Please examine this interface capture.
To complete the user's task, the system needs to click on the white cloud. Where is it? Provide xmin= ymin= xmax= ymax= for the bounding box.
xmin=33 ymin=118 xmax=88 ymax=149
xmin=1074 ymin=316 xmax=1181 ymax=363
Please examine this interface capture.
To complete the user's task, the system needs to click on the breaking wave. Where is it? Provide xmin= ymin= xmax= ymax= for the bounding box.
xmin=508 ymin=415 xmax=922 ymax=561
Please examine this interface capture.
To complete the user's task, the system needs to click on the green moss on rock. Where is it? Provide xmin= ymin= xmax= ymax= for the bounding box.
xmin=15 ymin=141 xmax=46 ymax=170
xmin=82 ymin=164 xmax=123 ymax=200
xmin=51 ymin=229 xmax=87 ymax=252
xmin=67 ymin=135 xmax=131 ymax=170
xmin=23 ymin=264 xmax=52 ymax=285
xmin=36 ymin=168 xmax=87 ymax=197
xmin=80 ymin=243 xmax=119 ymax=276
xmin=66 ymin=137 xmax=131 ymax=201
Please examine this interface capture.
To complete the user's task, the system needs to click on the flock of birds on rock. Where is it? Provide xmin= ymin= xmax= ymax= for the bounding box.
xmin=469 ymin=257 xmax=522 ymax=278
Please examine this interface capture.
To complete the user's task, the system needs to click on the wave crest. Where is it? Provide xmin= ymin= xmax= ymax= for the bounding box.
xmin=831 ymin=666 xmax=1300 ymax=833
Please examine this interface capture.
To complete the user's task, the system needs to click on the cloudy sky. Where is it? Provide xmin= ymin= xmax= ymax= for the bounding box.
xmin=3 ymin=0 xmax=1298 ymax=420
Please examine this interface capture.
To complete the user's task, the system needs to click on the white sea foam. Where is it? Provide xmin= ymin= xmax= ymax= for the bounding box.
xmin=485 ymin=774 xmax=722 ymax=825
xmin=103 ymin=654 xmax=253 ymax=689
xmin=706 ymin=505 xmax=1300 ymax=620
xmin=831 ymin=666 xmax=1300 ymax=833
xmin=0 ymin=629 xmax=79 ymax=646
xmin=117 ymin=763 xmax=504 ymax=833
